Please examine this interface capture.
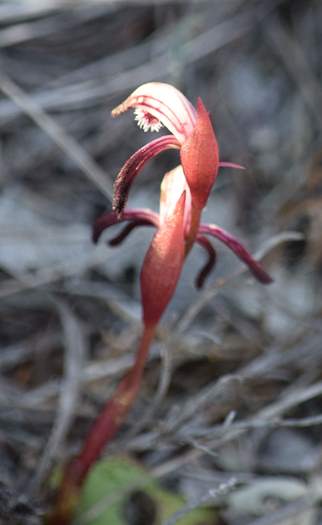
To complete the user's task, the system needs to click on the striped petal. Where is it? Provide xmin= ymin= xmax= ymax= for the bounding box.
xmin=112 ymin=82 xmax=197 ymax=144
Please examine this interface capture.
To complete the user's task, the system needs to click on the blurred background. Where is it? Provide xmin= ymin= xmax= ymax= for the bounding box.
xmin=1 ymin=0 xmax=322 ymax=524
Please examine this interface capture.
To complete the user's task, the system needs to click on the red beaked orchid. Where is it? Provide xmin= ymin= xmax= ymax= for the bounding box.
xmin=96 ymin=82 xmax=272 ymax=326
xmin=48 ymin=83 xmax=272 ymax=525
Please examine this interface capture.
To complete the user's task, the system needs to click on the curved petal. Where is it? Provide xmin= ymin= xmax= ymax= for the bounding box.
xmin=109 ymin=220 xmax=155 ymax=247
xmin=141 ymin=191 xmax=186 ymax=326
xmin=195 ymin=235 xmax=217 ymax=289
xmin=93 ymin=208 xmax=159 ymax=243
xmin=112 ymin=82 xmax=196 ymax=144
xmin=199 ymin=224 xmax=273 ymax=284
xmin=112 ymin=135 xmax=180 ymax=217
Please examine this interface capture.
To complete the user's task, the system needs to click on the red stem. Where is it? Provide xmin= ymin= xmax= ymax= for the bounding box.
xmin=46 ymin=323 xmax=156 ymax=525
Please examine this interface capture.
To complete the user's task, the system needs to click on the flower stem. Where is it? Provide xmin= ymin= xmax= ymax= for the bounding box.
xmin=46 ymin=323 xmax=156 ymax=525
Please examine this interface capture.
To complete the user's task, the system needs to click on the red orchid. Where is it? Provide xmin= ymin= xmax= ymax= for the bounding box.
xmin=48 ymin=83 xmax=272 ymax=525
xmin=95 ymin=82 xmax=272 ymax=327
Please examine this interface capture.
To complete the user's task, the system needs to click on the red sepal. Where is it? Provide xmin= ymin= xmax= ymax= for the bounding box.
xmin=195 ymin=235 xmax=217 ymax=289
xmin=141 ymin=191 xmax=186 ymax=326
xmin=93 ymin=208 xmax=159 ymax=243
xmin=199 ymin=224 xmax=273 ymax=284
xmin=180 ymin=98 xmax=219 ymax=209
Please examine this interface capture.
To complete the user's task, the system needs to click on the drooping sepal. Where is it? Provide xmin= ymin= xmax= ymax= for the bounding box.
xmin=108 ymin=220 xmax=153 ymax=246
xmin=195 ymin=235 xmax=217 ymax=289
xmin=199 ymin=224 xmax=273 ymax=284
xmin=93 ymin=209 xmax=159 ymax=244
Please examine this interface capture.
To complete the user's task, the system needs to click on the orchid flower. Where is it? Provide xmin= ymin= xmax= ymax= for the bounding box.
xmin=96 ymin=82 xmax=272 ymax=327
xmin=49 ymin=83 xmax=272 ymax=525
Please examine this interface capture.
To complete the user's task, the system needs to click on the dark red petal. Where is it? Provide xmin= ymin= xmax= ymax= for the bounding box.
xmin=92 ymin=211 xmax=120 ymax=243
xmin=93 ymin=208 xmax=159 ymax=244
xmin=140 ymin=191 xmax=186 ymax=326
xmin=113 ymin=135 xmax=180 ymax=217
xmin=195 ymin=235 xmax=217 ymax=289
xmin=199 ymin=224 xmax=273 ymax=284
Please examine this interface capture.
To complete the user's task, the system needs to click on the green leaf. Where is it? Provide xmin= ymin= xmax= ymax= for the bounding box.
xmin=74 ymin=456 xmax=217 ymax=525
